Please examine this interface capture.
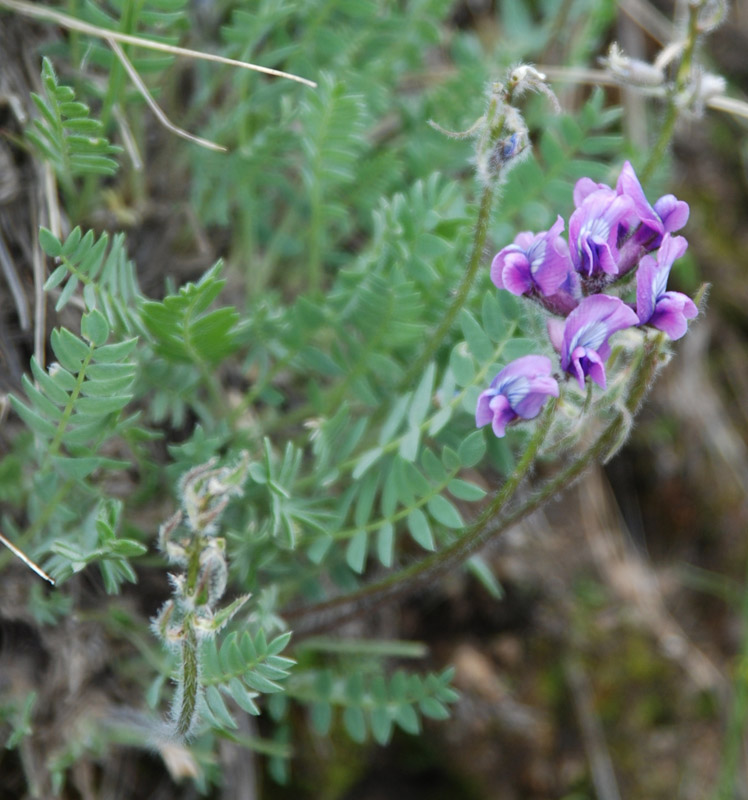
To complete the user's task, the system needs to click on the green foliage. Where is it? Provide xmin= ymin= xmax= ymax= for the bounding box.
xmin=69 ymin=0 xmax=189 ymax=74
xmin=290 ymin=666 xmax=459 ymax=745
xmin=10 ymin=324 xmax=135 ymax=467
xmin=41 ymin=226 xmax=142 ymax=332
xmin=7 ymin=316 xmax=143 ymax=587
xmin=140 ymin=262 xmax=240 ymax=365
xmin=26 ymin=57 xmax=121 ymax=185
xmin=200 ymin=630 xmax=295 ymax=726
xmin=46 ymin=498 xmax=146 ymax=590
xmin=0 ymin=691 xmax=37 ymax=751
xmin=56 ymin=0 xmax=190 ymax=122
xmin=1 ymin=0 xmax=684 ymax=795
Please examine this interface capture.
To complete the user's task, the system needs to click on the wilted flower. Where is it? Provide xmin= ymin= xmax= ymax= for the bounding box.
xmin=636 ymin=234 xmax=698 ymax=339
xmin=557 ymin=294 xmax=639 ymax=389
xmin=491 ymin=215 xmax=572 ymax=297
xmin=476 ymin=355 xmax=559 ymax=437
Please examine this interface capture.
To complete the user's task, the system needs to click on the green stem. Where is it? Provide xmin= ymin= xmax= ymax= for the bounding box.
xmin=45 ymin=344 xmax=96 ymax=466
xmin=186 ymin=532 xmax=204 ymax=594
xmin=640 ymin=1 xmax=701 ymax=183
xmin=398 ymin=182 xmax=496 ymax=389
xmin=175 ymin=623 xmax=200 ymax=738
xmin=100 ymin=0 xmax=138 ymax=133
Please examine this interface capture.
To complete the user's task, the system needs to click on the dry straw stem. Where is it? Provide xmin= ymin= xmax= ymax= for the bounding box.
xmin=106 ymin=37 xmax=226 ymax=153
xmin=0 ymin=530 xmax=55 ymax=584
xmin=0 ymin=0 xmax=317 ymax=88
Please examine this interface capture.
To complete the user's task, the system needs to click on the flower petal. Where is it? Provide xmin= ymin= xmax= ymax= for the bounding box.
xmin=635 ymin=253 xmax=658 ymax=324
xmin=477 ymin=355 xmax=558 ymax=437
xmin=616 ymin=160 xmax=661 ymax=235
xmin=501 ymin=252 xmax=535 ymax=295
xmin=494 ymin=354 xmax=554 ymax=384
xmin=488 ymin=394 xmax=516 ymax=438
xmin=650 ymin=292 xmax=698 ymax=339
xmin=573 ymin=177 xmax=611 ymax=207
xmin=475 ymin=390 xmax=495 ymax=428
xmin=513 ymin=376 xmax=560 ymax=418
xmin=653 ymin=194 xmax=690 ymax=233
xmin=562 ymin=295 xmax=638 ymax=386
xmin=569 ymin=191 xmax=635 ymax=276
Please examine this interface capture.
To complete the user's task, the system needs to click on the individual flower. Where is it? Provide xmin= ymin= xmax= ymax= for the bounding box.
xmin=636 ymin=233 xmax=698 ymax=339
xmin=490 ymin=216 xmax=572 ymax=297
xmin=476 ymin=355 xmax=559 ymax=438
xmin=615 ymin=160 xmax=689 ymax=248
xmin=557 ymin=294 xmax=639 ymax=389
xmin=568 ymin=186 xmax=636 ymax=277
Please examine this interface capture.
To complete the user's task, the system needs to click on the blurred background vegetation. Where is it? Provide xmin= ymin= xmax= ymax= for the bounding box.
xmin=1 ymin=0 xmax=748 ymax=798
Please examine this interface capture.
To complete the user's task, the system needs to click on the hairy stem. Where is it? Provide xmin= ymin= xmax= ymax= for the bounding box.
xmin=175 ymin=624 xmax=200 ymax=739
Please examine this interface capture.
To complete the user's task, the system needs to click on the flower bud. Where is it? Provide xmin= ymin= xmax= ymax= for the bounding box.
xmin=159 ymin=511 xmax=189 ymax=565
xmin=601 ymin=43 xmax=665 ymax=88
xmin=179 ymin=454 xmax=250 ymax=534
xmin=194 ymin=540 xmax=228 ymax=608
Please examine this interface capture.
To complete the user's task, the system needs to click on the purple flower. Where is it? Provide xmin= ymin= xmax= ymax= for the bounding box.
xmin=491 ymin=216 xmax=572 ymax=297
xmin=636 ymin=234 xmax=698 ymax=339
xmin=559 ymin=295 xmax=639 ymax=389
xmin=616 ymin=161 xmax=689 ymax=247
xmin=476 ymin=355 xmax=559 ymax=438
xmin=569 ymin=187 xmax=636 ymax=278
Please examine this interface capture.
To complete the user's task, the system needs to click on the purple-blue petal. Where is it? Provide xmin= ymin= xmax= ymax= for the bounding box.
xmin=616 ymin=160 xmax=662 ymax=236
xmin=650 ymin=292 xmax=698 ymax=340
xmin=569 ymin=191 xmax=636 ymax=276
xmin=653 ymin=195 xmax=689 ymax=233
xmin=636 ymin=233 xmax=692 ymax=332
xmin=477 ymin=355 xmax=559 ymax=438
xmin=493 ymin=354 xmax=554 ymax=385
xmin=500 ymin=251 xmax=534 ymax=295
xmin=573 ymin=177 xmax=612 ymax=207
xmin=475 ymin=390 xmax=495 ymax=428
xmin=491 ymin=217 xmax=573 ymax=297
xmin=489 ymin=394 xmax=517 ymax=437
xmin=562 ymin=295 xmax=638 ymax=386
xmin=615 ymin=161 xmax=689 ymax=249
xmin=513 ymin=375 xmax=560 ymax=418
xmin=635 ymin=253 xmax=659 ymax=324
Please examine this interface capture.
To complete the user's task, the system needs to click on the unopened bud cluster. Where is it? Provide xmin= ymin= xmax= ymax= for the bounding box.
xmin=429 ymin=64 xmax=559 ymax=185
xmin=153 ymin=454 xmax=250 ymax=647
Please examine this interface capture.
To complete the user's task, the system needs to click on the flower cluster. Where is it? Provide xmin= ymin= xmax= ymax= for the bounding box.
xmin=478 ymin=161 xmax=697 ymax=437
